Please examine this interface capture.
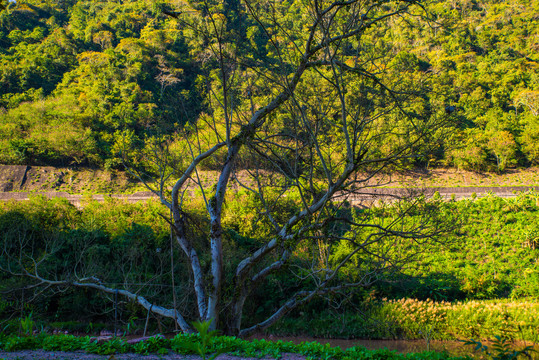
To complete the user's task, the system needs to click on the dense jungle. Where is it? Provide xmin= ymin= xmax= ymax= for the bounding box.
xmin=0 ymin=0 xmax=538 ymax=171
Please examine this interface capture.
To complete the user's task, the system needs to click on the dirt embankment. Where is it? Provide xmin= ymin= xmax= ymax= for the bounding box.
xmin=0 ymin=165 xmax=538 ymax=207
xmin=0 ymin=165 xmax=136 ymax=194
xmin=0 ymin=165 xmax=28 ymax=192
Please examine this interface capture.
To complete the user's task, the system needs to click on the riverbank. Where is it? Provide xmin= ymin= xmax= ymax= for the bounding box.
xmin=0 ymin=333 xmax=473 ymax=360
xmin=2 ymin=332 xmax=537 ymax=360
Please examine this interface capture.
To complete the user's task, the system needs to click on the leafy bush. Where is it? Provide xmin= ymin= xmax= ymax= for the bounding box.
xmin=41 ymin=334 xmax=90 ymax=352
xmin=342 ymin=193 xmax=539 ymax=301
xmin=462 ymin=336 xmax=536 ymax=360
xmin=132 ymin=335 xmax=169 ymax=355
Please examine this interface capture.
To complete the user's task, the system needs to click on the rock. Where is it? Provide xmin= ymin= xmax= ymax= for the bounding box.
xmin=126 ymin=335 xmax=165 ymax=344
xmin=90 ymin=335 xmax=112 ymax=343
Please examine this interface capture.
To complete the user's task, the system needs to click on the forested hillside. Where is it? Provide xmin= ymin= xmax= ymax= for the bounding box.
xmin=0 ymin=0 xmax=538 ymax=171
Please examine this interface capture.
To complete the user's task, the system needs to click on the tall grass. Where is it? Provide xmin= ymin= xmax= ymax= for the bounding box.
xmin=377 ymin=298 xmax=539 ymax=341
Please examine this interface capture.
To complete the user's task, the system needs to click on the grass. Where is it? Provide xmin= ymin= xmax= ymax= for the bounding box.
xmin=376 ymin=298 xmax=539 ymax=342
xmin=269 ymin=299 xmax=539 ymax=343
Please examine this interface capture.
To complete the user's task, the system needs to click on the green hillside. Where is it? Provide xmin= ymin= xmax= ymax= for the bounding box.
xmin=0 ymin=0 xmax=538 ymax=171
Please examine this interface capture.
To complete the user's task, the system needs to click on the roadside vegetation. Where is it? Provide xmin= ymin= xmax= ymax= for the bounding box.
xmin=1 ymin=193 xmax=538 ymax=343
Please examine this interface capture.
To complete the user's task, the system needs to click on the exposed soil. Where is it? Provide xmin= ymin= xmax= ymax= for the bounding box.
xmin=0 ymin=165 xmax=537 ymax=208
xmin=1 ymin=165 xmax=539 ymax=195
xmin=396 ymin=167 xmax=539 ymax=188
xmin=0 ymin=165 xmax=28 ymax=192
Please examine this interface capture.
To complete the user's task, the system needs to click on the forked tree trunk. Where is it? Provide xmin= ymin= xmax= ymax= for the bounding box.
xmin=0 ymin=0 xmax=454 ymax=338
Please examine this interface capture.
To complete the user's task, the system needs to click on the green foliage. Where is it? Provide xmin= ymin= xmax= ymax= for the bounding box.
xmin=187 ymin=320 xmax=228 ymax=360
xmin=88 ymin=337 xmax=130 ymax=355
xmin=18 ymin=313 xmax=34 ymax=336
xmin=131 ymin=335 xmax=168 ymax=355
xmin=270 ymin=309 xmax=391 ymax=339
xmin=0 ymin=334 xmax=40 ymax=351
xmin=271 ymin=298 xmax=539 ymax=342
xmin=0 ymin=0 xmax=199 ymax=166
xmin=41 ymin=334 xmax=90 ymax=352
xmin=374 ymin=298 xmax=539 ymax=342
xmin=463 ymin=336 xmax=535 ymax=360
xmin=0 ymin=333 xmax=469 ymax=359
xmin=357 ymin=193 xmax=539 ymax=301
xmin=1 ymin=193 xmax=539 ymax=340
xmin=0 ymin=0 xmax=537 ymax=170
xmin=263 ymin=193 xmax=539 ymax=340
xmin=0 ymin=196 xmax=177 ymax=325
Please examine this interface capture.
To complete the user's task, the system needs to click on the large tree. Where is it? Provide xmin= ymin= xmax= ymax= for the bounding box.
xmin=2 ymin=0 xmax=455 ymax=336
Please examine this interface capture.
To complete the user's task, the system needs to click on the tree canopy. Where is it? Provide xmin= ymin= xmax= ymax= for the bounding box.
xmin=0 ymin=0 xmax=538 ymax=171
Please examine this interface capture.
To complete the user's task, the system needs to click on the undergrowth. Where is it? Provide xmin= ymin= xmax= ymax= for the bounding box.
xmin=0 ymin=333 xmax=470 ymax=360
